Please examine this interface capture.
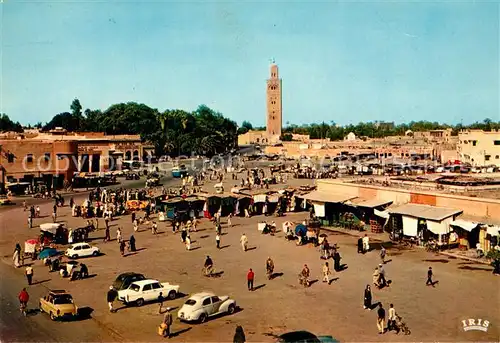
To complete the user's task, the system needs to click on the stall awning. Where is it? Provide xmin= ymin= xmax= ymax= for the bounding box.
xmin=390 ymin=203 xmax=462 ymax=222
xmin=352 ymin=199 xmax=393 ymax=209
xmin=374 ymin=209 xmax=390 ymax=219
xmin=450 ymin=219 xmax=480 ymax=232
xmin=302 ymin=191 xmax=357 ymax=203
xmin=486 ymin=225 xmax=500 ymax=236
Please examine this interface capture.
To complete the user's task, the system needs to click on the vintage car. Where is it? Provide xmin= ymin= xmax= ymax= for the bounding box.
xmin=177 ymin=292 xmax=236 ymax=323
xmin=276 ymin=331 xmax=338 ymax=343
xmin=113 ymin=272 xmax=146 ymax=290
xmin=39 ymin=290 xmax=78 ymax=321
xmin=65 ymin=242 xmax=100 ymax=259
xmin=117 ymin=279 xmax=180 ymax=307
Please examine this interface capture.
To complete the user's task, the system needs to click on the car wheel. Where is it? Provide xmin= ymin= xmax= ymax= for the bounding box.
xmin=92 ymin=251 xmax=99 ymax=256
xmin=136 ymin=298 xmax=144 ymax=307
xmin=71 ymin=254 xmax=78 ymax=259
xmin=199 ymin=313 xmax=207 ymax=323
xmin=50 ymin=312 xmax=56 ymax=321
xmin=227 ymin=304 xmax=235 ymax=315
xmin=168 ymin=290 xmax=176 ymax=300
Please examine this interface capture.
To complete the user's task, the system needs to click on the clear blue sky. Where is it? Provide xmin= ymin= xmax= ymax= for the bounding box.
xmin=2 ymin=1 xmax=499 ymax=127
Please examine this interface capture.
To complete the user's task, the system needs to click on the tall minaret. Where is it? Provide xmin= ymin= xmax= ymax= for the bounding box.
xmin=266 ymin=62 xmax=282 ymax=138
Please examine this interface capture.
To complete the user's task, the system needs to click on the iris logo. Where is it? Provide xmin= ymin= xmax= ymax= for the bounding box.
xmin=462 ymin=319 xmax=490 ymax=332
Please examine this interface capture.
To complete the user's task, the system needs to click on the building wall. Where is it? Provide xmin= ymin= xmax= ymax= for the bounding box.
xmin=458 ymin=130 xmax=500 ymax=167
xmin=0 ymin=139 xmax=78 ymax=181
xmin=316 ymin=180 xmax=500 ymax=221
xmin=0 ymin=132 xmax=149 ymax=183
xmin=266 ymin=64 xmax=282 ymax=137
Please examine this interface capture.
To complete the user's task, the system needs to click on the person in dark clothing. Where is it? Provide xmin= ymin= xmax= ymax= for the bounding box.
xmin=80 ymin=263 xmax=89 ymax=278
xmin=357 ymin=237 xmax=363 ymax=254
xmin=364 ymin=285 xmax=372 ymax=310
xmin=233 ymin=325 xmax=246 ymax=343
xmin=181 ymin=230 xmax=187 ymax=243
xmin=107 ymin=286 xmax=118 ymax=312
xmin=120 ymin=240 xmax=126 ymax=256
xmin=129 ymin=235 xmax=136 ymax=252
xmin=426 ymin=267 xmax=434 ymax=286
xmin=377 ymin=303 xmax=386 ymax=334
xmin=333 ymin=250 xmax=341 ymax=271
xmin=131 ymin=212 xmax=136 ymax=223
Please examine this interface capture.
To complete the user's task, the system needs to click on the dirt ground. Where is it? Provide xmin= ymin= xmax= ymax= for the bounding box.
xmin=0 ymin=175 xmax=499 ymax=342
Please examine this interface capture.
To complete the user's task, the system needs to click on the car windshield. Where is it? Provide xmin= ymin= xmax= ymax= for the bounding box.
xmin=184 ymin=299 xmax=197 ymax=306
xmin=53 ymin=295 xmax=73 ymax=305
xmin=130 ymin=284 xmax=140 ymax=292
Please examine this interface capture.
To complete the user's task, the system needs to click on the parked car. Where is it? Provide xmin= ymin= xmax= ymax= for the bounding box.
xmin=117 ymin=279 xmax=180 ymax=307
xmin=39 ymin=290 xmax=78 ymax=321
xmin=276 ymin=331 xmax=338 ymax=343
xmin=113 ymin=272 xmax=146 ymax=290
xmin=177 ymin=292 xmax=236 ymax=323
xmin=65 ymin=243 xmax=100 ymax=259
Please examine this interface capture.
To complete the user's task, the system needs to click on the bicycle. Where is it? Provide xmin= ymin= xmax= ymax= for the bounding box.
xmin=395 ymin=315 xmax=411 ymax=335
xmin=202 ymin=266 xmax=219 ymax=278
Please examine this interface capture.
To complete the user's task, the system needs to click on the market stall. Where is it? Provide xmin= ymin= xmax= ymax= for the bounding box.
xmin=389 ymin=203 xmax=463 ymax=246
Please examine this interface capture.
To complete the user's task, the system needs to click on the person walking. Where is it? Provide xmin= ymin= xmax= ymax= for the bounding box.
xmin=13 ymin=245 xmax=21 ymax=268
xmin=377 ymin=303 xmax=386 ymax=334
xmin=116 ymin=228 xmax=122 ymax=243
xmin=364 ymin=285 xmax=372 ymax=310
xmin=362 ymin=234 xmax=370 ymax=253
xmin=357 ymin=237 xmax=363 ymax=253
xmin=333 ymin=250 xmax=341 ymax=271
xmin=216 ymin=233 xmax=221 ymax=249
xmin=104 ymin=226 xmax=110 ymax=242
xmin=247 ymin=268 xmax=255 ymax=291
xmin=426 ymin=266 xmax=434 ymax=286
xmin=107 ymin=286 xmax=118 ymax=313
xmin=52 ymin=210 xmax=57 ymax=223
xmin=185 ymin=236 xmax=191 ymax=251
xmin=25 ymin=265 xmax=34 ymax=285
xmin=322 ymin=261 xmax=332 ymax=284
xmin=240 ymin=234 xmax=248 ymax=252
xmin=157 ymin=292 xmax=164 ymax=314
xmin=378 ymin=264 xmax=387 ymax=287
xmin=380 ymin=246 xmax=386 ymax=264
xmin=119 ymin=240 xmax=126 ymax=256
xmin=233 ymin=325 xmax=246 ymax=343
xmin=162 ymin=307 xmax=173 ymax=338
xmin=152 ymin=222 xmax=158 ymax=235
xmin=387 ymin=304 xmax=397 ymax=332
xmin=227 ymin=213 xmax=233 ymax=228
xmin=129 ymin=235 xmax=136 ymax=252
xmin=28 ymin=215 xmax=33 ymax=229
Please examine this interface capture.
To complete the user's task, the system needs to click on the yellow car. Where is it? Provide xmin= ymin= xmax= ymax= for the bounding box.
xmin=39 ymin=290 xmax=78 ymax=321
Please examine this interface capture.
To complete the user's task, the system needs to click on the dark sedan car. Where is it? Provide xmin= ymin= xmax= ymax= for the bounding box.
xmin=276 ymin=331 xmax=338 ymax=343
xmin=112 ymin=272 xmax=146 ymax=290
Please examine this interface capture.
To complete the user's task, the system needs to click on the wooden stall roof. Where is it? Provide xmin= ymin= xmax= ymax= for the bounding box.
xmin=301 ymin=191 xmax=357 ymax=204
xmin=351 ymin=198 xmax=393 ymax=209
xmin=389 ymin=203 xmax=462 ymax=222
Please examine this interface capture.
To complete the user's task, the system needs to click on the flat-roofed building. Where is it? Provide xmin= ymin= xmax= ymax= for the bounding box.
xmin=458 ymin=129 xmax=500 ymax=167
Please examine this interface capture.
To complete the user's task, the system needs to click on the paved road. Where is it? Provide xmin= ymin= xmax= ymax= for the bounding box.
xmin=0 ymin=262 xmax=121 ymax=342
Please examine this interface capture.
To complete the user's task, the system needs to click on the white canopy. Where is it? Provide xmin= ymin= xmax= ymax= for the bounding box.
xmin=486 ymin=225 xmax=500 ymax=236
xmin=374 ymin=209 xmax=390 ymax=219
xmin=450 ymin=219 xmax=479 ymax=232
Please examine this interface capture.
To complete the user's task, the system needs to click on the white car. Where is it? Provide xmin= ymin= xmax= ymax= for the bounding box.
xmin=65 ymin=243 xmax=100 ymax=259
xmin=177 ymin=292 xmax=237 ymax=323
xmin=118 ymin=279 xmax=180 ymax=307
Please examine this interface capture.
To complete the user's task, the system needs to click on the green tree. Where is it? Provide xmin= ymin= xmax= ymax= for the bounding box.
xmin=0 ymin=114 xmax=23 ymax=132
